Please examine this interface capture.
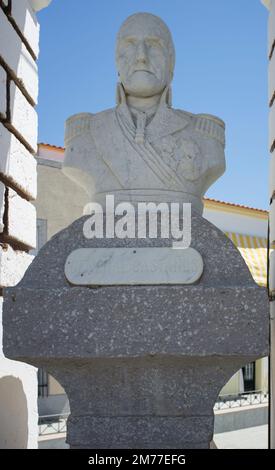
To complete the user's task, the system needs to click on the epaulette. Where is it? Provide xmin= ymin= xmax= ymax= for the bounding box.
xmin=174 ymin=108 xmax=195 ymax=120
xmin=194 ymin=113 xmax=225 ymax=146
xmin=65 ymin=113 xmax=93 ymax=145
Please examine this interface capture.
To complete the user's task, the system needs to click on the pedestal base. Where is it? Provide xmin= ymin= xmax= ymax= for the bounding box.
xmin=3 ymin=214 xmax=269 ymax=449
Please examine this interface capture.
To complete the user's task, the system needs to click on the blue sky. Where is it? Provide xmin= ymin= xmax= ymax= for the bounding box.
xmin=37 ymin=0 xmax=269 ymax=209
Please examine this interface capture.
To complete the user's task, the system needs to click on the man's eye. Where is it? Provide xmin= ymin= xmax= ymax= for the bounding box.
xmin=124 ymin=39 xmax=136 ymax=46
xmin=146 ymin=39 xmax=162 ymax=48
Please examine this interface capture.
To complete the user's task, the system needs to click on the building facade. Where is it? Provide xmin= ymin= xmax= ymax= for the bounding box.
xmin=0 ymin=0 xmax=52 ymax=449
xmin=262 ymin=0 xmax=275 ymax=448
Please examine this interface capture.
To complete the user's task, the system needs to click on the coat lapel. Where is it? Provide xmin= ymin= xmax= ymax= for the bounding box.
xmin=146 ymin=106 xmax=190 ymax=143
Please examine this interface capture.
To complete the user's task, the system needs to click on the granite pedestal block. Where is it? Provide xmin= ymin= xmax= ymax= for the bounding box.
xmin=3 ymin=212 xmax=269 ymax=448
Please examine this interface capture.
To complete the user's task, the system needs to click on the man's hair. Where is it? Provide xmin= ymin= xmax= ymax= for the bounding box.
xmin=116 ymin=12 xmax=175 ymax=79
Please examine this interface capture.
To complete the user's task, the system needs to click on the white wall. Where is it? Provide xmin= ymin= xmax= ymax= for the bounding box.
xmin=35 ymin=158 xmax=89 ymax=240
xmin=262 ymin=0 xmax=275 ymax=449
xmin=203 ymin=207 xmax=268 ymax=238
xmin=0 ymin=0 xmax=52 ymax=449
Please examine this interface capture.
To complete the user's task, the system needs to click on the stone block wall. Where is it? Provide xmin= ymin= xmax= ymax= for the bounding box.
xmin=0 ymin=0 xmax=39 ymax=286
xmin=268 ymin=0 xmax=275 ymax=450
xmin=0 ymin=0 xmax=52 ymax=449
xmin=262 ymin=0 xmax=275 ymax=449
xmin=268 ymin=1 xmax=275 ymax=263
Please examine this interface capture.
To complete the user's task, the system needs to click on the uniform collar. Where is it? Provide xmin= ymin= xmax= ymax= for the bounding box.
xmin=116 ymin=84 xmax=190 ymax=141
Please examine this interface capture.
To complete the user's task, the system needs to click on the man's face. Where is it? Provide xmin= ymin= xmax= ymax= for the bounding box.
xmin=116 ymin=18 xmax=171 ymax=98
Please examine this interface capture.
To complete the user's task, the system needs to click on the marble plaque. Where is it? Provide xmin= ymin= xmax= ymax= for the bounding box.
xmin=65 ymin=247 xmax=203 ymax=286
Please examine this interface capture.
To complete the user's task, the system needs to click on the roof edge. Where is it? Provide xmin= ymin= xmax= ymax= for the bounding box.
xmin=38 ymin=143 xmax=65 ymax=152
xmin=204 ymin=198 xmax=268 ymax=217
xmin=37 ymin=143 xmax=268 ymax=215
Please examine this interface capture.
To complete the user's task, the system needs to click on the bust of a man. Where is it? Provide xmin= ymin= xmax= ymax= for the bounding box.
xmin=63 ymin=12 xmax=225 ymax=215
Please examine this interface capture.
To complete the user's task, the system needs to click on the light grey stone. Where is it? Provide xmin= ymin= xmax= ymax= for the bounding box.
xmin=65 ymin=247 xmax=204 ymax=286
xmin=6 ymin=188 xmax=36 ymax=249
xmin=269 ymin=152 xmax=275 ymax=199
xmin=270 ymin=249 xmax=275 ymax=294
xmin=269 ymin=51 xmax=275 ymax=104
xmin=0 ymin=9 xmax=38 ymax=105
xmin=11 ymin=0 xmax=40 ymax=58
xmin=0 ymin=364 xmax=38 ymax=448
xmin=214 ymin=405 xmax=268 ymax=434
xmin=0 ymin=66 xmax=6 ymax=118
xmin=270 ymin=200 xmax=275 ymax=243
xmin=269 ymin=102 xmax=275 ymax=151
xmin=0 ymin=245 xmax=33 ymax=288
xmin=63 ymin=14 xmax=225 ymax=216
xmin=0 ymin=182 xmax=5 ymax=233
xmin=9 ymin=82 xmax=37 ymax=153
xmin=0 ymin=123 xmax=37 ymax=200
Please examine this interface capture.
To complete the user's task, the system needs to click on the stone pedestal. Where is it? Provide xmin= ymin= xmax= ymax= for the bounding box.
xmin=3 ymin=212 xmax=269 ymax=448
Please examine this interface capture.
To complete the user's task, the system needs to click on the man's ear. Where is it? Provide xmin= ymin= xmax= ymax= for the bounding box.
xmin=166 ymin=86 xmax=172 ymax=107
xmin=116 ymin=82 xmax=126 ymax=105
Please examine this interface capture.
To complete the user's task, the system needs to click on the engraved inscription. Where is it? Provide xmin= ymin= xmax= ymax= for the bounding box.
xmin=65 ymin=247 xmax=204 ymax=286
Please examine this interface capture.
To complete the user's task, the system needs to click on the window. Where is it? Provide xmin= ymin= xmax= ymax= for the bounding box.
xmin=33 ymin=219 xmax=48 ymax=397
xmin=38 ymin=368 xmax=48 ymax=398
xmin=242 ymin=362 xmax=256 ymax=392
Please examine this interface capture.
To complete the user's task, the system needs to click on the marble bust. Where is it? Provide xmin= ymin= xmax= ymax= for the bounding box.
xmin=63 ymin=13 xmax=225 ymax=215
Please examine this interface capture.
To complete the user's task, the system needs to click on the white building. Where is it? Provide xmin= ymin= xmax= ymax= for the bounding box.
xmin=0 ymin=0 xmax=52 ymax=449
xmin=261 ymin=0 xmax=275 ymax=448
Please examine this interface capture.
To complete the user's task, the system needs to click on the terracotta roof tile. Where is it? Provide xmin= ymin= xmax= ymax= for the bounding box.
xmin=204 ymin=197 xmax=268 ymax=214
xmin=38 ymin=143 xmax=65 ymax=152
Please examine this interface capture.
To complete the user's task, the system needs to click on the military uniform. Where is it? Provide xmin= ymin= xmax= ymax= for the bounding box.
xmin=63 ymin=86 xmax=225 ymax=214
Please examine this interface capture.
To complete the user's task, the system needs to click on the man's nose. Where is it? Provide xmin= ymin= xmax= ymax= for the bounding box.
xmin=136 ymin=40 xmax=148 ymax=63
